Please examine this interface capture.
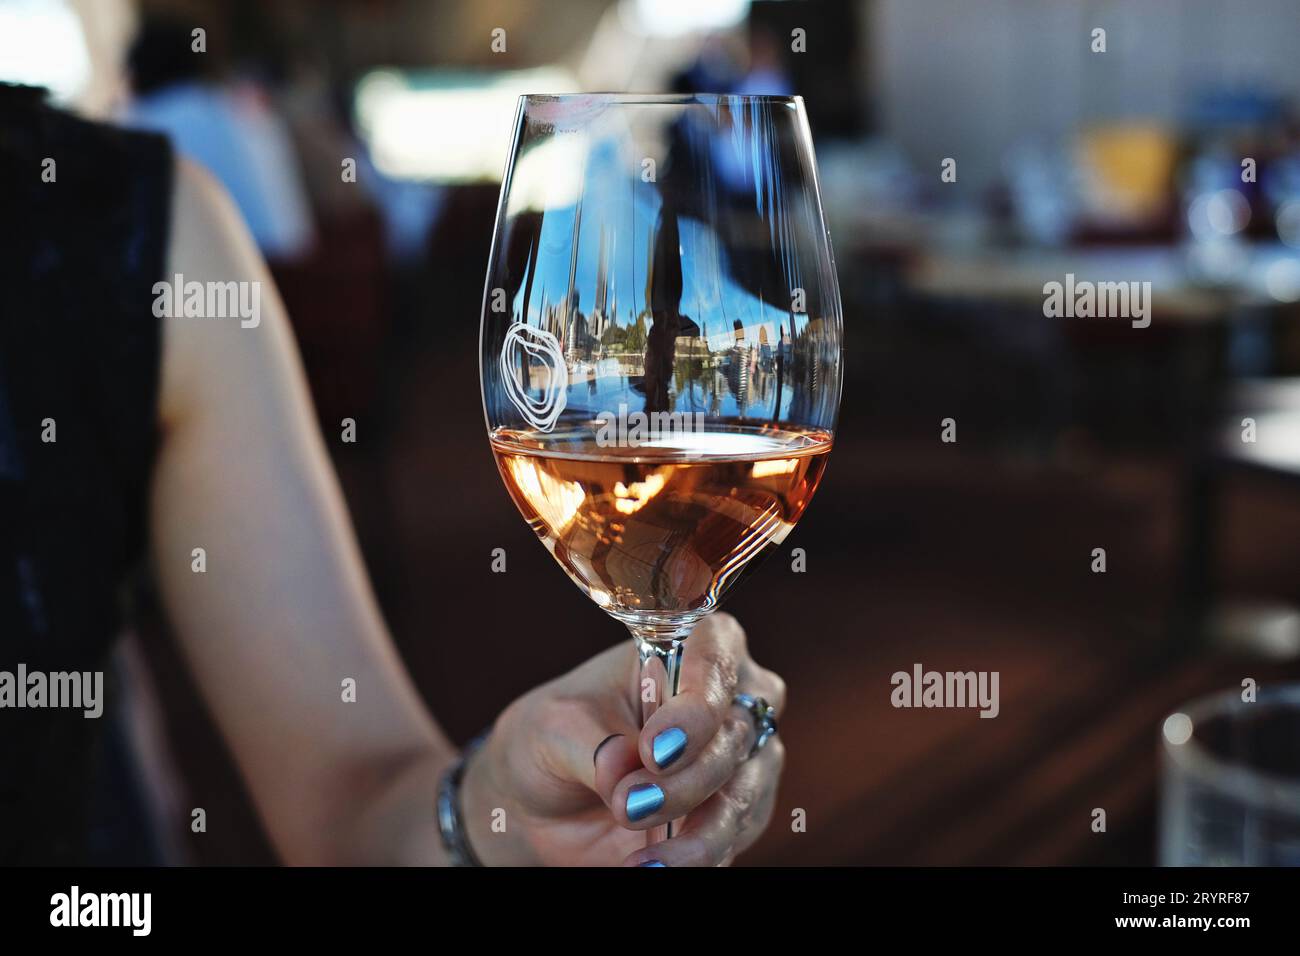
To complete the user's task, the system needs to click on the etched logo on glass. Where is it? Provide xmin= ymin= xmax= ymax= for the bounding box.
xmin=500 ymin=321 xmax=567 ymax=431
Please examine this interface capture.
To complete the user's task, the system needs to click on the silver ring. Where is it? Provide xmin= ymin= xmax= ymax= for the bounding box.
xmin=733 ymin=693 xmax=778 ymax=759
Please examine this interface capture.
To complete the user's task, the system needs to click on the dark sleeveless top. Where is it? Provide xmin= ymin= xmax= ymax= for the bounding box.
xmin=0 ymin=85 xmax=172 ymax=863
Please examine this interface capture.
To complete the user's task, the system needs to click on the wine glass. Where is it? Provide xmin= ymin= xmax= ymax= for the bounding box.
xmin=480 ymin=93 xmax=842 ymax=843
xmin=1160 ymin=685 xmax=1300 ymax=865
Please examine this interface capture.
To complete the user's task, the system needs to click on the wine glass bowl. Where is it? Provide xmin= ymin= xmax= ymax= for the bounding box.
xmin=480 ymin=94 xmax=842 ymax=823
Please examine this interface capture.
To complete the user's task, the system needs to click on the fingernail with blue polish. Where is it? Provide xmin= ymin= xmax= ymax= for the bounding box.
xmin=638 ymin=860 xmax=667 ymax=867
xmin=652 ymin=727 xmax=688 ymax=769
xmin=625 ymin=783 xmax=665 ymax=822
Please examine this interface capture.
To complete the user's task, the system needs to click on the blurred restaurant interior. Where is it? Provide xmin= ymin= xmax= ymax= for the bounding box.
xmin=5 ymin=0 xmax=1300 ymax=865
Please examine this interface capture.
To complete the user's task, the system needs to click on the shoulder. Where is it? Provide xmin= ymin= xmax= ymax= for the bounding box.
xmin=170 ymin=155 xmax=243 ymax=245
xmin=159 ymin=157 xmax=305 ymax=430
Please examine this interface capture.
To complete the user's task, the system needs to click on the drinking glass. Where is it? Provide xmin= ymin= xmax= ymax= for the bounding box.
xmin=1160 ymin=685 xmax=1300 ymax=865
xmin=480 ymin=93 xmax=842 ymax=841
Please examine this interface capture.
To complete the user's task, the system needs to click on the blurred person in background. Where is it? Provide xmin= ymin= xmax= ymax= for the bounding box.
xmin=736 ymin=25 xmax=793 ymax=96
xmin=122 ymin=14 xmax=315 ymax=261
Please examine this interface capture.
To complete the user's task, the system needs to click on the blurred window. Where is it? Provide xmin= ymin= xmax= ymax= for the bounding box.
xmin=354 ymin=67 xmax=576 ymax=184
xmin=623 ymin=0 xmax=750 ymax=36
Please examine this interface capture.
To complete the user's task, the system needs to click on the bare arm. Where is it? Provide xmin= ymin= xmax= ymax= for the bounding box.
xmin=150 ymin=158 xmax=451 ymax=864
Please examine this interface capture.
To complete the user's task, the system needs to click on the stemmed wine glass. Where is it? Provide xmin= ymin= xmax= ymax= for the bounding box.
xmin=480 ymin=93 xmax=842 ymax=843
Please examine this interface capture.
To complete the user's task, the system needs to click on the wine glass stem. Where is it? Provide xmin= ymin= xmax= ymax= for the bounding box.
xmin=630 ymin=628 xmax=688 ymax=847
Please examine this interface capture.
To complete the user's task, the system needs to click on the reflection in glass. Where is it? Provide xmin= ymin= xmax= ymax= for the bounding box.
xmin=480 ymin=94 xmax=843 ymax=843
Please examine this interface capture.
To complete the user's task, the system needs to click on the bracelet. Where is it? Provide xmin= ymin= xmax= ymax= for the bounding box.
xmin=436 ymin=730 xmax=491 ymax=867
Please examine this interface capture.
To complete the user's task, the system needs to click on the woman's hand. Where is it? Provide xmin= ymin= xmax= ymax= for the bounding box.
xmin=460 ymin=613 xmax=786 ymax=866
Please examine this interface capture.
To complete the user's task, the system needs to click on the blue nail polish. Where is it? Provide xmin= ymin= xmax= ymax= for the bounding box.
xmin=652 ymin=727 xmax=688 ymax=769
xmin=625 ymin=783 xmax=665 ymax=822
xmin=638 ymin=860 xmax=667 ymax=867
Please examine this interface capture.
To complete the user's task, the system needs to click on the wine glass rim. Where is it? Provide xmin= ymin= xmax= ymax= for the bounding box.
xmin=1161 ymin=684 xmax=1300 ymax=813
xmin=519 ymin=92 xmax=804 ymax=107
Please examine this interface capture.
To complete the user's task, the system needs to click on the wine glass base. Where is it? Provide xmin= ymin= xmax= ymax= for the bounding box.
xmin=611 ymin=611 xmax=700 ymax=644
